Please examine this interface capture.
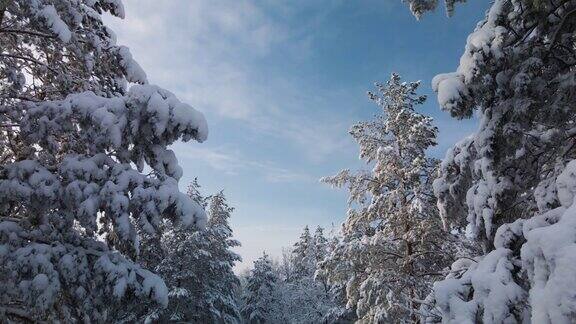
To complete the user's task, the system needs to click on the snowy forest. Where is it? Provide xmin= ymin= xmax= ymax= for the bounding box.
xmin=2 ymin=0 xmax=576 ymax=323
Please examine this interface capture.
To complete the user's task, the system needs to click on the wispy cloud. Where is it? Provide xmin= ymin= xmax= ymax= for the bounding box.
xmin=105 ymin=0 xmax=365 ymax=269
xmin=106 ymin=0 xmax=355 ymax=162
xmin=175 ymin=144 xmax=315 ymax=183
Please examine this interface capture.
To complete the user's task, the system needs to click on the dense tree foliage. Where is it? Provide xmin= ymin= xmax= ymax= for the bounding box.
xmin=240 ymin=226 xmax=340 ymax=324
xmin=408 ymin=0 xmax=576 ymax=323
xmin=0 ymin=0 xmax=208 ymax=321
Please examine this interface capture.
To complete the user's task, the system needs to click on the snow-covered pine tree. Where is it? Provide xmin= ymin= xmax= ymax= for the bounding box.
xmin=0 ymin=0 xmax=208 ymax=321
xmin=312 ymin=225 xmax=330 ymax=292
xmin=154 ymin=185 xmax=241 ymax=323
xmin=291 ymin=225 xmax=316 ymax=280
xmin=407 ymin=1 xmax=576 ymax=322
xmin=154 ymin=225 xmax=217 ymax=323
xmin=205 ymin=191 xmax=243 ymax=323
xmin=264 ymin=225 xmax=336 ymax=323
xmin=313 ymin=226 xmax=328 ymax=264
xmin=268 ymin=226 xmax=353 ymax=323
xmin=242 ymin=252 xmax=280 ymax=324
xmin=320 ymin=73 xmax=451 ymax=322
xmin=132 ymin=180 xmax=210 ymax=315
xmin=274 ymin=273 xmax=336 ymax=324
xmin=278 ymin=248 xmax=296 ymax=283
xmin=320 ymin=235 xmax=358 ymax=324
xmin=187 ymin=177 xmax=209 ymax=209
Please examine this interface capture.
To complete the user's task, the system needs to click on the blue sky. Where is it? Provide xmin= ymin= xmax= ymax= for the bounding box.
xmin=106 ymin=0 xmax=487 ymax=271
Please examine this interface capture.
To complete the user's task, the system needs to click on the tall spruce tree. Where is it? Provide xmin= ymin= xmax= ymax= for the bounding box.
xmin=242 ymin=252 xmax=280 ymax=324
xmin=291 ymin=226 xmax=316 ymax=280
xmin=154 ymin=185 xmax=241 ymax=323
xmin=313 ymin=226 xmax=328 ymax=264
xmin=205 ymin=191 xmax=243 ymax=323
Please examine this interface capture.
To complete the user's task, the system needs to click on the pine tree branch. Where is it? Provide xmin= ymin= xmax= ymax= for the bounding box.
xmin=0 ymin=306 xmax=48 ymax=324
xmin=0 ymin=216 xmax=21 ymax=222
xmin=415 ymin=271 xmax=444 ymax=277
xmin=0 ymin=28 xmax=55 ymax=38
xmin=0 ymin=53 xmax=58 ymax=74
xmin=548 ymin=8 xmax=576 ymax=52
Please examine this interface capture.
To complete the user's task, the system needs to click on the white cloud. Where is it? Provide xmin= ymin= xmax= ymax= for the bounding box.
xmin=175 ymin=144 xmax=315 ymax=183
xmin=106 ymin=0 xmax=354 ymax=162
